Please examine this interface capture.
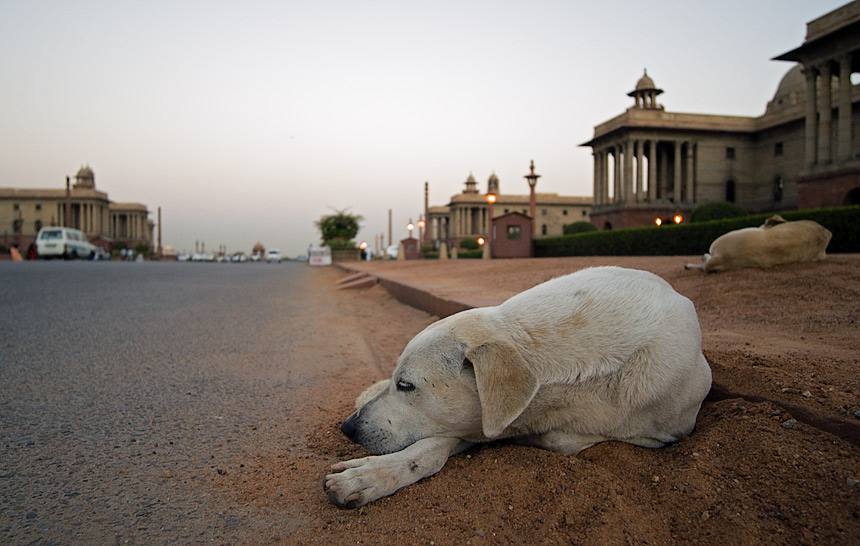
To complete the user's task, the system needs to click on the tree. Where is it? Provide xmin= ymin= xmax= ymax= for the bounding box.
xmin=315 ymin=208 xmax=363 ymax=249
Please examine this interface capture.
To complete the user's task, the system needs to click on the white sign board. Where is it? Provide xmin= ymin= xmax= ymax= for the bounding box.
xmin=308 ymin=246 xmax=332 ymax=266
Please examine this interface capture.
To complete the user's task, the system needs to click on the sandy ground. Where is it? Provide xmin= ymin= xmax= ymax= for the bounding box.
xmin=221 ymin=256 xmax=860 ymax=545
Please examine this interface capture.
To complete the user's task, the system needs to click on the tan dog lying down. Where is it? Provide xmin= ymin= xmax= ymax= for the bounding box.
xmin=686 ymin=215 xmax=832 ymax=273
xmin=324 ymin=266 xmax=712 ymax=508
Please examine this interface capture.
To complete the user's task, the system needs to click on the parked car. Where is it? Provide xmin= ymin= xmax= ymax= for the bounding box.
xmin=35 ymin=227 xmax=96 ymax=259
xmin=266 ymin=249 xmax=282 ymax=263
xmin=386 ymin=244 xmax=399 ymax=259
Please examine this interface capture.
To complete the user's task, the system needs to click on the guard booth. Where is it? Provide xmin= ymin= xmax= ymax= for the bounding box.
xmin=491 ymin=212 xmax=533 ymax=258
xmin=400 ymin=237 xmax=421 ymax=260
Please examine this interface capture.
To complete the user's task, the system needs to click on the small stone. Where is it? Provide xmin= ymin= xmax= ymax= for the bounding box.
xmin=801 ymin=390 xmax=812 ymax=398
xmin=701 ymin=510 xmax=710 ymax=521
xmin=854 ymin=410 xmax=860 ymax=420
xmin=782 ymin=419 xmax=798 ymax=430
xmin=163 ymin=470 xmax=173 ymax=479
xmin=475 ymin=530 xmax=485 ymax=537
xmin=847 ymin=478 xmax=859 ymax=487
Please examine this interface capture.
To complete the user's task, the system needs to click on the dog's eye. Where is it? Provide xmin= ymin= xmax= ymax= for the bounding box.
xmin=396 ymin=379 xmax=415 ymax=392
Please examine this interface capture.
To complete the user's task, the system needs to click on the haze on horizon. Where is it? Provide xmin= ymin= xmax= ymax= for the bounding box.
xmin=0 ymin=0 xmax=846 ymax=257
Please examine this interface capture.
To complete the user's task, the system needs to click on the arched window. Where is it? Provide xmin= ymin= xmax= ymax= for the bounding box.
xmin=843 ymin=187 xmax=860 ymax=206
xmin=726 ymin=179 xmax=737 ymax=203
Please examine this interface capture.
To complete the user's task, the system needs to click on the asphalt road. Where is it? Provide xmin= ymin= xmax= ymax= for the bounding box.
xmin=0 ymin=260 xmax=351 ymax=545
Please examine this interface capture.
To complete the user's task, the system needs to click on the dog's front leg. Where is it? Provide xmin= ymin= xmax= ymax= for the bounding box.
xmin=324 ymin=436 xmax=471 ymax=508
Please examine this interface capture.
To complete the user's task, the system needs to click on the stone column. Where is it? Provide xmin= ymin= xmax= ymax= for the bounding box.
xmin=838 ymin=53 xmax=853 ymax=161
xmin=624 ymin=140 xmax=634 ymax=203
xmin=804 ymin=67 xmax=818 ymax=167
xmin=600 ymin=150 xmax=608 ymax=205
xmin=613 ymin=146 xmax=621 ymax=203
xmin=818 ymin=62 xmax=832 ymax=164
xmin=685 ymin=142 xmax=695 ymax=203
xmin=635 ymin=140 xmax=644 ymax=202
xmin=648 ymin=141 xmax=657 ymax=202
xmin=673 ymin=141 xmax=681 ymax=203
xmin=593 ymin=152 xmax=600 ymax=206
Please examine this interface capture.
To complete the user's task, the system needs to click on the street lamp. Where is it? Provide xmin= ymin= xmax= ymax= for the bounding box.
xmin=417 ymin=217 xmax=426 ymax=244
xmin=524 ymin=160 xmax=541 ymax=239
xmin=485 ymin=191 xmax=496 ymax=259
xmin=407 ymin=219 xmax=415 ymax=238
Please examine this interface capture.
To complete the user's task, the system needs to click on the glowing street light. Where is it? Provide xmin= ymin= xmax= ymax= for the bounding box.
xmin=407 ymin=219 xmax=415 ymax=238
xmin=654 ymin=217 xmax=663 ymax=226
xmin=673 ymin=214 xmax=683 ymax=224
xmin=477 ymin=237 xmax=485 ymax=246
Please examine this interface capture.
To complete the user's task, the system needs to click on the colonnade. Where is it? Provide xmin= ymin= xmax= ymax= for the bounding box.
xmin=803 ymin=53 xmax=855 ymax=167
xmin=450 ymin=205 xmax=490 ymax=238
xmin=592 ymin=139 xmax=696 ymax=206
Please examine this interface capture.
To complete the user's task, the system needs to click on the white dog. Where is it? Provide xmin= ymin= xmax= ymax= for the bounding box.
xmin=324 ymin=266 xmax=712 ymax=508
xmin=685 ymin=215 xmax=832 ymax=273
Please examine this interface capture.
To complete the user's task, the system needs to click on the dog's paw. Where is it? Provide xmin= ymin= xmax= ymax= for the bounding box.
xmin=323 ymin=456 xmax=395 ymax=509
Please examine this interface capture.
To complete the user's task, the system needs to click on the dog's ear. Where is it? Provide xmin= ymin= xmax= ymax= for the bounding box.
xmin=465 ymin=341 xmax=538 ymax=439
xmin=763 ymin=214 xmax=787 ymax=228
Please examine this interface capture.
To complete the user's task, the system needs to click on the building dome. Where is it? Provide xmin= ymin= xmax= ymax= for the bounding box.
xmin=635 ymin=70 xmax=657 ymax=91
xmin=73 ymin=164 xmax=95 ymax=189
xmin=463 ymin=172 xmax=479 ymax=194
xmin=487 ymin=172 xmax=499 ymax=195
xmin=766 ymin=65 xmax=804 ymax=114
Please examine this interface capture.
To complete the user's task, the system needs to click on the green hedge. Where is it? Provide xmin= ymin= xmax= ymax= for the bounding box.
xmin=535 ymin=206 xmax=860 ymax=257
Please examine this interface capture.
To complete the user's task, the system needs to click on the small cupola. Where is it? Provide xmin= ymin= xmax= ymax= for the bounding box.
xmin=628 ymin=69 xmax=664 ymax=110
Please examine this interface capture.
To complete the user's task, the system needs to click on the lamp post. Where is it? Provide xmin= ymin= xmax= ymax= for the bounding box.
xmin=407 ymin=219 xmax=415 ymax=238
xmin=417 ymin=216 xmax=425 ymax=244
xmin=485 ymin=191 xmax=496 ymax=260
xmin=524 ymin=160 xmax=541 ymax=243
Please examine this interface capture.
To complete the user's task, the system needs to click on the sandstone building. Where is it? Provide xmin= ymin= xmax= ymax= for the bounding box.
xmin=427 ymin=169 xmax=592 ymax=250
xmin=0 ymin=165 xmax=154 ymax=252
xmin=582 ymin=1 xmax=860 ymax=230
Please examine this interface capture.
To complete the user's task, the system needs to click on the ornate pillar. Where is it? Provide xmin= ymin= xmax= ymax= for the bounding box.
xmin=593 ymin=151 xmax=601 ymax=206
xmin=804 ymin=67 xmax=818 ymax=167
xmin=838 ymin=54 xmax=853 ymax=161
xmin=818 ymin=62 xmax=832 ymax=164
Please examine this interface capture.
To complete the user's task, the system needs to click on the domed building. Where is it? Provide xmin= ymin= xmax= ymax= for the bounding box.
xmin=582 ymin=2 xmax=860 ymax=230
xmin=0 ymin=164 xmax=154 ymax=253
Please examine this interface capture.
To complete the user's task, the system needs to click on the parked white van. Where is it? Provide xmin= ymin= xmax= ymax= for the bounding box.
xmin=35 ymin=227 xmax=97 ymax=259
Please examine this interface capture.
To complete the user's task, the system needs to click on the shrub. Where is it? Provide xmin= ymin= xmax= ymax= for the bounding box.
xmin=315 ymin=208 xmax=363 ymax=247
xmin=459 ymin=238 xmax=480 ymax=250
xmin=535 ymin=206 xmax=860 ymax=257
xmin=563 ymin=221 xmax=598 ymax=235
xmin=690 ymin=201 xmax=747 ymax=223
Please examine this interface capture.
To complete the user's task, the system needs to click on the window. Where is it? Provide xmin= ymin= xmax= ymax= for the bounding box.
xmin=507 ymin=225 xmax=521 ymax=240
xmin=35 ymin=220 xmax=43 ymax=232
xmin=774 ymin=176 xmax=784 ymax=202
xmin=774 ymin=142 xmax=783 ymax=157
xmin=541 ymin=209 xmax=548 ymax=216
xmin=541 ymin=224 xmax=547 ymax=235
xmin=13 ymin=203 xmax=19 ymax=211
xmin=562 ymin=210 xmax=568 ymax=216
xmin=726 ymin=147 xmax=736 ymax=160
xmin=582 ymin=210 xmax=587 ymax=216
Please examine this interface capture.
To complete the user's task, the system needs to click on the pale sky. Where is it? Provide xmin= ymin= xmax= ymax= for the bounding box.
xmin=0 ymin=1 xmax=848 ymax=257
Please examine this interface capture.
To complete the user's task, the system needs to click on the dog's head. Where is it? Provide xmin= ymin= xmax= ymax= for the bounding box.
xmin=340 ymin=310 xmax=539 ymax=454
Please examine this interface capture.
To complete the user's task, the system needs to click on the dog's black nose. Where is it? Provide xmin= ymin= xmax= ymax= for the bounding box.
xmin=341 ymin=412 xmax=358 ymax=441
